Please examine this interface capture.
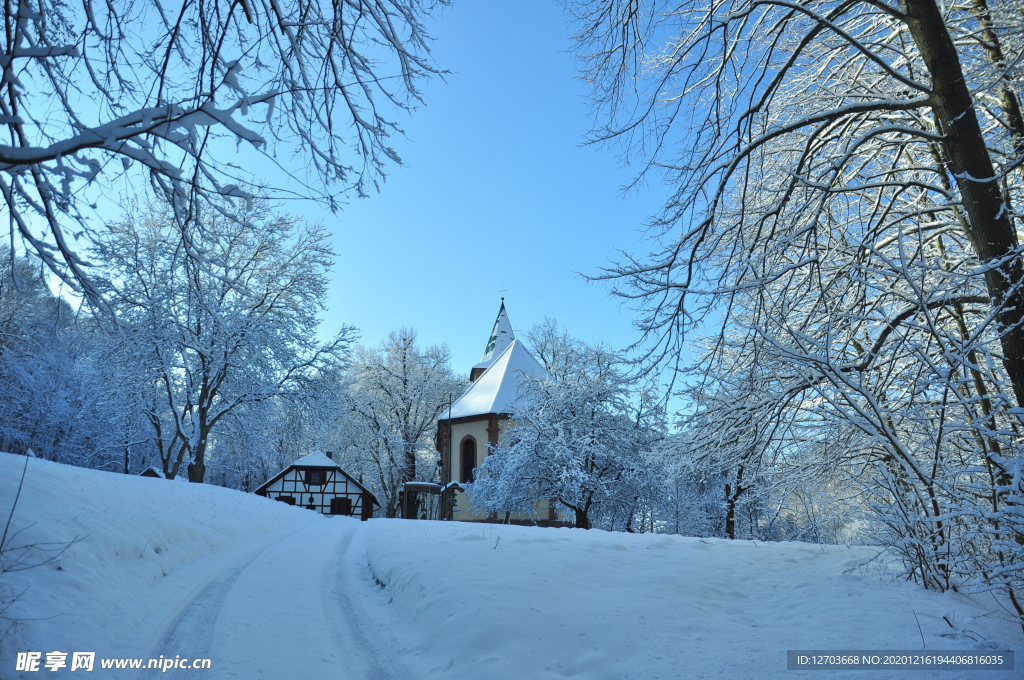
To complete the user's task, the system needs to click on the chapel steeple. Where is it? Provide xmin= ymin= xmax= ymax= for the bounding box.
xmin=433 ymin=300 xmax=566 ymax=526
xmin=470 ymin=300 xmax=514 ymax=381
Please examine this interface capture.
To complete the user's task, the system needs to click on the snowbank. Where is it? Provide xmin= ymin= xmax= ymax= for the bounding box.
xmin=0 ymin=453 xmax=318 ymax=667
xmin=363 ymin=520 xmax=1023 ymax=680
xmin=2 ymin=452 xmax=1021 ymax=679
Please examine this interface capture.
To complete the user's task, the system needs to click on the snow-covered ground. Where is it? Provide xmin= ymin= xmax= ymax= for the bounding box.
xmin=1 ymin=452 xmax=1021 ymax=679
xmin=0 ymin=453 xmax=320 ymax=672
xmin=368 ymin=523 xmax=1022 ymax=679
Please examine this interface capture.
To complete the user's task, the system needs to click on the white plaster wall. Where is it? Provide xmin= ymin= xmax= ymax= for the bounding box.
xmin=262 ymin=470 xmax=364 ymax=516
xmin=447 ymin=418 xmax=566 ymax=523
xmin=449 ymin=419 xmax=490 ymax=520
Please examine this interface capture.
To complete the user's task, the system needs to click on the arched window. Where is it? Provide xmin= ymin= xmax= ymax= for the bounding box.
xmin=460 ymin=437 xmax=477 ymax=484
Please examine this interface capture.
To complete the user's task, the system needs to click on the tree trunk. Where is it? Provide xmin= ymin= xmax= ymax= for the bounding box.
xmin=187 ymin=458 xmax=206 ymax=483
xmin=725 ymin=486 xmax=736 ymax=539
xmin=902 ymin=0 xmax=1024 ymax=407
xmin=966 ymin=0 xmax=1024 ymax=165
xmin=188 ymin=437 xmax=209 ymax=482
xmin=404 ymin=446 xmax=417 ymax=491
xmin=724 ymin=465 xmax=746 ymax=540
xmin=575 ymin=506 xmax=591 ymax=529
xmin=168 ymin=439 xmax=188 ymax=480
xmin=386 ymin=489 xmax=399 ymax=518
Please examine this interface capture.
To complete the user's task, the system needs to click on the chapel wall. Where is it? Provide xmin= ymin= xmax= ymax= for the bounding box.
xmin=449 ymin=418 xmax=491 ymax=521
xmin=447 ymin=418 xmax=566 ymax=524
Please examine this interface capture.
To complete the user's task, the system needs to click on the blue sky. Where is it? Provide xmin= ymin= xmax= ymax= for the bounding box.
xmin=307 ymin=2 xmax=665 ymax=374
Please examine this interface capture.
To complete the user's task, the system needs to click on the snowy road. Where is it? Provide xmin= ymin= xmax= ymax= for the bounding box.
xmin=147 ymin=519 xmax=409 ymax=680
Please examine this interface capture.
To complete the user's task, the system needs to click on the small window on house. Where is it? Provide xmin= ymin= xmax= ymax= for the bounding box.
xmin=275 ymin=495 xmax=295 ymax=505
xmin=330 ymin=497 xmax=353 ymax=515
xmin=305 ymin=469 xmax=327 ymax=485
xmin=460 ymin=438 xmax=476 ymax=484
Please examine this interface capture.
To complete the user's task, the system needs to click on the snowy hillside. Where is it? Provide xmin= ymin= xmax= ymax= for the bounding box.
xmin=0 ymin=453 xmax=320 ymax=671
xmin=1 ymin=452 xmax=1021 ymax=679
xmin=367 ymin=523 xmax=1022 ymax=679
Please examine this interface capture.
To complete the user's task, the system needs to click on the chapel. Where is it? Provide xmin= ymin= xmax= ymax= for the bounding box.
xmin=435 ymin=301 xmax=568 ymax=525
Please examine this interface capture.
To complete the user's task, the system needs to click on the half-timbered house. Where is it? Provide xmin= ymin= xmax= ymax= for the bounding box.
xmin=254 ymin=452 xmax=378 ymax=520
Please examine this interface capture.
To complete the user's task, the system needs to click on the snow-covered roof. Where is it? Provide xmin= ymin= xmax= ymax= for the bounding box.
xmin=471 ymin=301 xmax=515 ymax=372
xmin=289 ymin=452 xmax=340 ymax=468
xmin=442 ymin=339 xmax=549 ymax=419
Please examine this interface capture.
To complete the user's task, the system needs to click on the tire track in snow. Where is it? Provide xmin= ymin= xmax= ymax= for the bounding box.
xmin=321 ymin=524 xmax=415 ymax=680
xmin=147 ymin=547 xmax=267 ymax=679
xmin=144 ymin=520 xmax=411 ymax=680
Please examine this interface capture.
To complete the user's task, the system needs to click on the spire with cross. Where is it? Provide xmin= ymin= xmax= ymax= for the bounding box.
xmin=477 ymin=297 xmax=514 ymax=365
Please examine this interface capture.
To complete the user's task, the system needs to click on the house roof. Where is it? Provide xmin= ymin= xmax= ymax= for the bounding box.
xmin=441 ymin=338 xmax=549 ymax=420
xmin=253 ymin=454 xmax=379 ymax=506
xmin=289 ymin=452 xmax=339 ymax=468
xmin=471 ymin=301 xmax=515 ymax=373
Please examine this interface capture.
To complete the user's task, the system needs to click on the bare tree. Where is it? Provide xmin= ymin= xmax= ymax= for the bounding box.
xmin=0 ymin=252 xmax=122 ymax=466
xmin=343 ymin=328 xmax=462 ymax=517
xmin=96 ymin=198 xmax=352 ymax=482
xmin=569 ymin=0 xmax=1024 ymax=628
xmin=571 ymin=0 xmax=1024 ymax=400
xmin=1 ymin=0 xmax=447 ymax=301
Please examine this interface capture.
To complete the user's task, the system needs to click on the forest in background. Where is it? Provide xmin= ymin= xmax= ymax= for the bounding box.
xmin=0 ymin=231 xmax=846 ymax=546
